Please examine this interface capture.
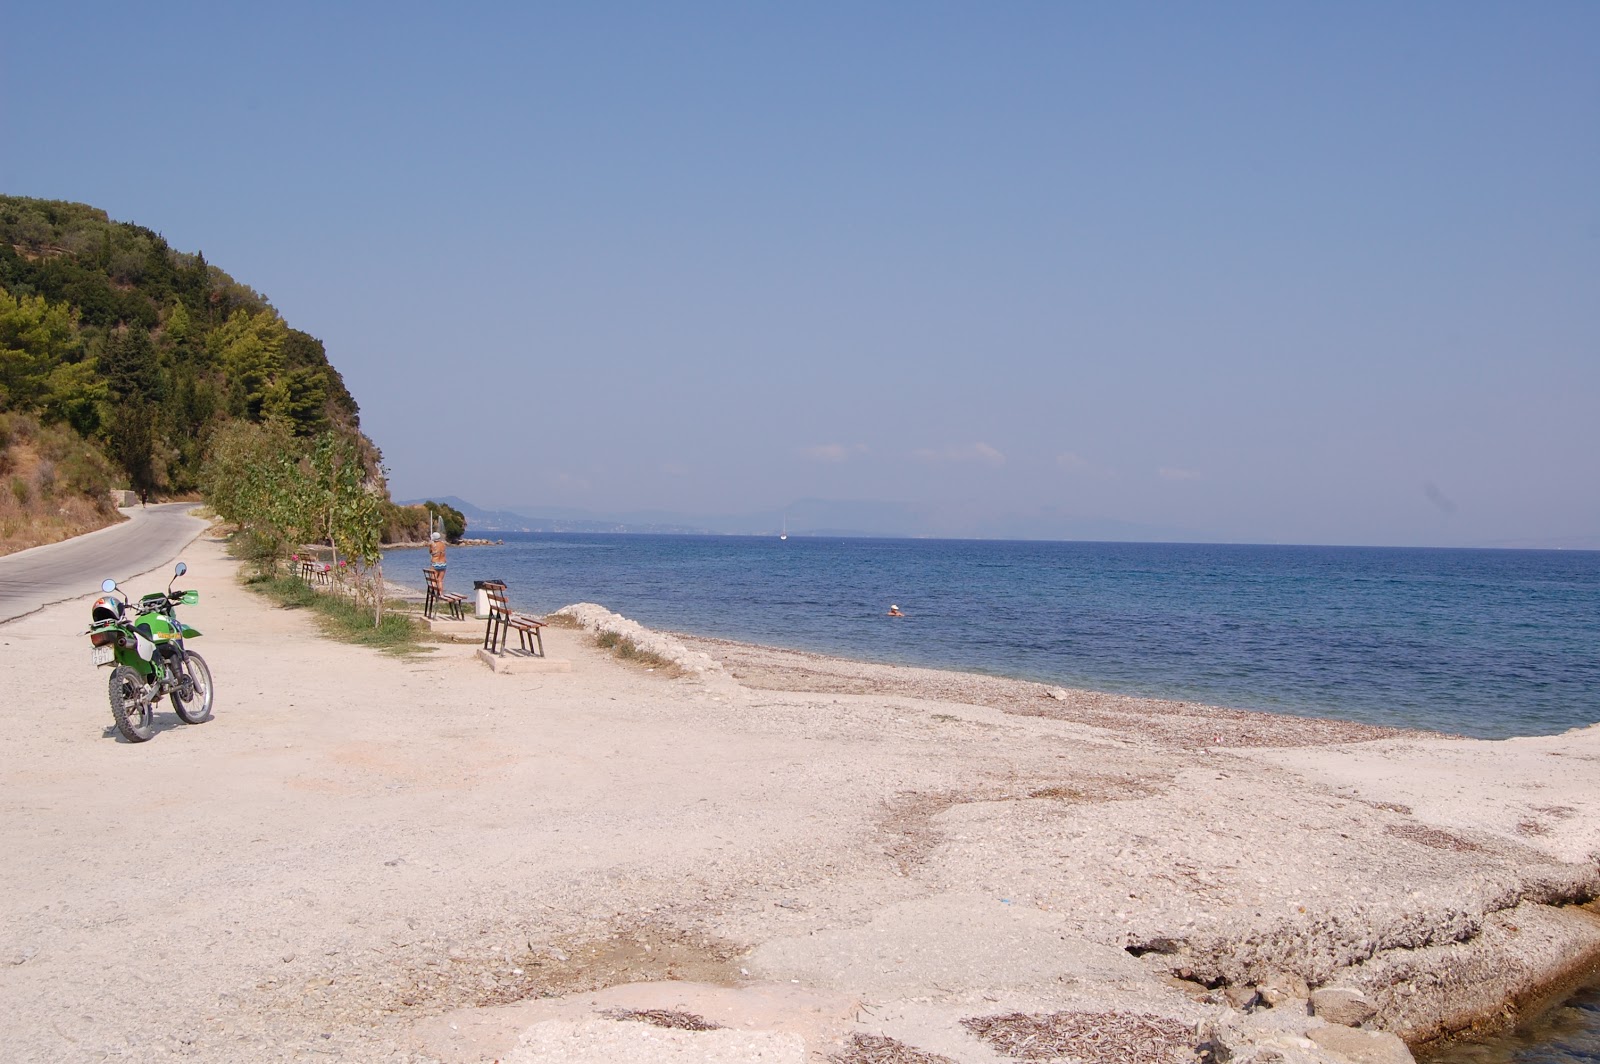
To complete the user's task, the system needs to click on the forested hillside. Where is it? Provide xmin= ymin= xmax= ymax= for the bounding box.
xmin=1 ymin=195 xmax=360 ymax=492
xmin=0 ymin=195 xmax=432 ymax=553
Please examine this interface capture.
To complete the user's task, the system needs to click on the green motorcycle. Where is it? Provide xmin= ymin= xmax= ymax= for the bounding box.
xmin=86 ymin=561 xmax=214 ymax=743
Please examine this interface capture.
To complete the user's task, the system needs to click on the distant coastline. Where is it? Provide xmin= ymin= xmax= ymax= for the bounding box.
xmin=379 ymin=537 xmax=502 ymax=550
xmin=400 ymin=496 xmax=1600 ymax=550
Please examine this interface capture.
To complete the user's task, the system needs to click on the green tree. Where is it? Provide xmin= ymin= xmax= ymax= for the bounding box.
xmin=41 ymin=360 xmax=107 ymax=437
xmin=424 ymin=500 xmax=467 ymax=541
xmin=202 ymin=420 xmax=307 ymax=573
xmin=97 ymin=327 xmax=167 ymax=497
xmin=98 ymin=325 xmax=162 ymax=404
xmin=0 ymin=290 xmax=79 ymax=410
xmin=208 ymin=308 xmax=286 ymax=420
xmin=104 ymin=402 xmax=160 ymax=500
xmin=305 ymin=433 xmax=388 ymax=622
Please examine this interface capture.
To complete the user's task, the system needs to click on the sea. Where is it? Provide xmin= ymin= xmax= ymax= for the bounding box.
xmin=387 ymin=533 xmax=1600 ymax=1062
xmin=388 ymin=534 xmax=1599 ymax=740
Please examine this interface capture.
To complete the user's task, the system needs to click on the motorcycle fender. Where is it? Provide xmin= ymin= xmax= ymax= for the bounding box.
xmin=114 ymin=646 xmax=154 ymax=678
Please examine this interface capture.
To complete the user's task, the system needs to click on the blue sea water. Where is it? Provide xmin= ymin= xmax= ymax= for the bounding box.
xmin=388 ymin=534 xmax=1600 ymax=740
xmin=388 ymin=533 xmax=1600 ymax=1063
xmin=1428 ymin=984 xmax=1600 ymax=1063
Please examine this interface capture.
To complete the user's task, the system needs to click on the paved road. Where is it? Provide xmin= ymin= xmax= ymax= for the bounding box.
xmin=0 ymin=503 xmax=209 ymax=624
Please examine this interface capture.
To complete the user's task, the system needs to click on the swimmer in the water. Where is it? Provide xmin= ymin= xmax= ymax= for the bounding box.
xmin=887 ymin=604 xmax=905 ymax=617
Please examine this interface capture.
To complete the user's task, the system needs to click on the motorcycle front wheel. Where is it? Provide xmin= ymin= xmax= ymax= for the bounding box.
xmin=109 ymin=665 xmax=155 ymax=742
xmin=171 ymin=650 xmax=214 ymax=725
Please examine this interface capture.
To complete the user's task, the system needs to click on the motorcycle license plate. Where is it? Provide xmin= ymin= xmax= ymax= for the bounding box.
xmin=90 ymin=644 xmax=115 ymax=666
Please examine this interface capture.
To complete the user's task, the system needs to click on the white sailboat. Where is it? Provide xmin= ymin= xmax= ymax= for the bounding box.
xmin=779 ymin=516 xmax=788 ymax=541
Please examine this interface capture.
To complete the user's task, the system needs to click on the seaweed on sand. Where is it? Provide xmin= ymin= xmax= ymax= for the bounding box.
xmin=961 ymin=1010 xmax=1195 ymax=1063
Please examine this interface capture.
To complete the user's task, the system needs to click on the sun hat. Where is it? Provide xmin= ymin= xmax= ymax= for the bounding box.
xmin=431 ymin=532 xmax=442 ymax=541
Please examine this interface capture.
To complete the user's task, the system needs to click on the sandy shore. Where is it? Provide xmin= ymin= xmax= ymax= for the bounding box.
xmin=2 ymin=533 xmax=1598 ymax=1064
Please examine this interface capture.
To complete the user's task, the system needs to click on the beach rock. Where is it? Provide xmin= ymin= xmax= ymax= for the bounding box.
xmin=1224 ymin=985 xmax=1262 ymax=1010
xmin=1307 ymin=1025 xmax=1414 ymax=1064
xmin=1258 ymin=971 xmax=1311 ymax=1009
xmin=1046 ymin=686 xmax=1070 ymax=700
xmin=552 ymin=603 xmax=730 ymax=680
xmin=1310 ymin=987 xmax=1377 ymax=1027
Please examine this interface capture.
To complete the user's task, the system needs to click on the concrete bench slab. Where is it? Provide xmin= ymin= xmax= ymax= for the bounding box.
xmin=475 ymin=648 xmax=573 ymax=674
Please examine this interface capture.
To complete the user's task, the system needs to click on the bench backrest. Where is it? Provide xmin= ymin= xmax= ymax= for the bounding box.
xmin=483 ymin=582 xmax=510 ymax=616
xmin=424 ymin=567 xmax=444 ymax=592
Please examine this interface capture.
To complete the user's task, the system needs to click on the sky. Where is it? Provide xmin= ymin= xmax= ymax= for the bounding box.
xmin=3 ymin=2 xmax=1596 ymax=547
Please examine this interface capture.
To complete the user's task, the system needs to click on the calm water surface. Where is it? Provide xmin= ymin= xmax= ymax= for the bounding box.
xmin=390 ymin=535 xmax=1600 ymax=739
xmin=1427 ymin=985 xmax=1600 ymax=1063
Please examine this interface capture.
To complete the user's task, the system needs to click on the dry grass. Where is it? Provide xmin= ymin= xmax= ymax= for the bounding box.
xmin=0 ymin=438 xmax=122 ymax=555
xmin=0 ymin=494 xmax=122 ymax=556
xmin=594 ymin=630 xmax=684 ymax=676
xmin=828 ymin=1033 xmax=957 ymax=1064
xmin=0 ymin=415 xmax=123 ymax=557
xmin=961 ymin=1010 xmax=1195 ymax=1063
xmin=600 ymin=1008 xmax=722 ymax=1031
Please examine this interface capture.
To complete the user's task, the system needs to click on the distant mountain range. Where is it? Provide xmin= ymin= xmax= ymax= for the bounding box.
xmin=398 ymin=496 xmax=1600 ymax=548
xmin=397 ymin=497 xmax=709 ymax=535
xmin=398 ymin=496 xmax=1209 ymax=542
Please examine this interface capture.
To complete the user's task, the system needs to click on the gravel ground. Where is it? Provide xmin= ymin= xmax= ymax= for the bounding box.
xmin=3 ymin=535 xmax=1599 ymax=1064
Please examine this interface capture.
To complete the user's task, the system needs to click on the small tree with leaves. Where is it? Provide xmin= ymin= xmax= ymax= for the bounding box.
xmin=202 ymin=419 xmax=308 ymax=575
xmin=305 ymin=433 xmax=387 ymax=623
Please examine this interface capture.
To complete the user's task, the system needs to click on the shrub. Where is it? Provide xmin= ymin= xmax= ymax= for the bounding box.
xmin=35 ymin=459 xmax=56 ymax=498
xmin=36 ymin=423 xmax=117 ymax=507
xmin=382 ymin=501 xmax=431 ymax=543
xmin=248 ymin=573 xmax=428 ymax=655
xmin=594 ymin=630 xmax=678 ymax=672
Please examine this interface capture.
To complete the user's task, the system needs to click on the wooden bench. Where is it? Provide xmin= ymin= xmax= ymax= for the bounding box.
xmin=422 ymin=567 xmax=467 ymax=620
xmin=481 ymin=582 xmax=545 ymax=656
xmin=299 ymin=560 xmax=331 ymax=585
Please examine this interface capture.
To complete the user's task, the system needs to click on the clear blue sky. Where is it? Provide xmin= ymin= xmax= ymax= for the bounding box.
xmin=4 ymin=2 xmax=1596 ymax=546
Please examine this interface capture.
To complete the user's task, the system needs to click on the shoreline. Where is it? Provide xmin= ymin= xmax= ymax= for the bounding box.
xmin=547 ymin=604 xmax=1600 ymax=1057
xmin=378 ymin=560 xmax=1589 ymax=746
xmin=6 ymin=535 xmax=1600 ymax=1063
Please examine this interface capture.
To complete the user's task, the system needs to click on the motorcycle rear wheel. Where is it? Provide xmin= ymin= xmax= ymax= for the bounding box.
xmin=109 ymin=665 xmax=154 ymax=743
xmin=171 ymin=650 xmax=214 ymax=724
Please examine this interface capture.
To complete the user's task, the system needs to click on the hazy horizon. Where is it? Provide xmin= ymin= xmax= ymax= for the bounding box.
xmin=410 ymin=494 xmax=1599 ymax=551
xmin=5 ymin=4 xmax=1596 ymax=550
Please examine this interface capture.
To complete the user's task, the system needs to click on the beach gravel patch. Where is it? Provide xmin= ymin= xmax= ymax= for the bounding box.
xmin=600 ymin=1007 xmax=724 ymax=1030
xmin=961 ymin=1009 xmax=1196 ymax=1063
xmin=827 ymin=1032 xmax=958 ymax=1064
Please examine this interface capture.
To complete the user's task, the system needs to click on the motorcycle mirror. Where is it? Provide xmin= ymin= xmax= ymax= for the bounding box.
xmin=174 ymin=561 xmax=187 ymax=577
xmin=102 ymin=579 xmax=117 ymax=593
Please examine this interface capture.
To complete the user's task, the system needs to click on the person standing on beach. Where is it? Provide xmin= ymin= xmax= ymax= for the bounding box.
xmin=429 ymin=531 xmax=447 ymax=571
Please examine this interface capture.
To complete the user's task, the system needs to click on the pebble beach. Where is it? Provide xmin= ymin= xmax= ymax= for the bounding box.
xmin=2 ymin=532 xmax=1598 ymax=1063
